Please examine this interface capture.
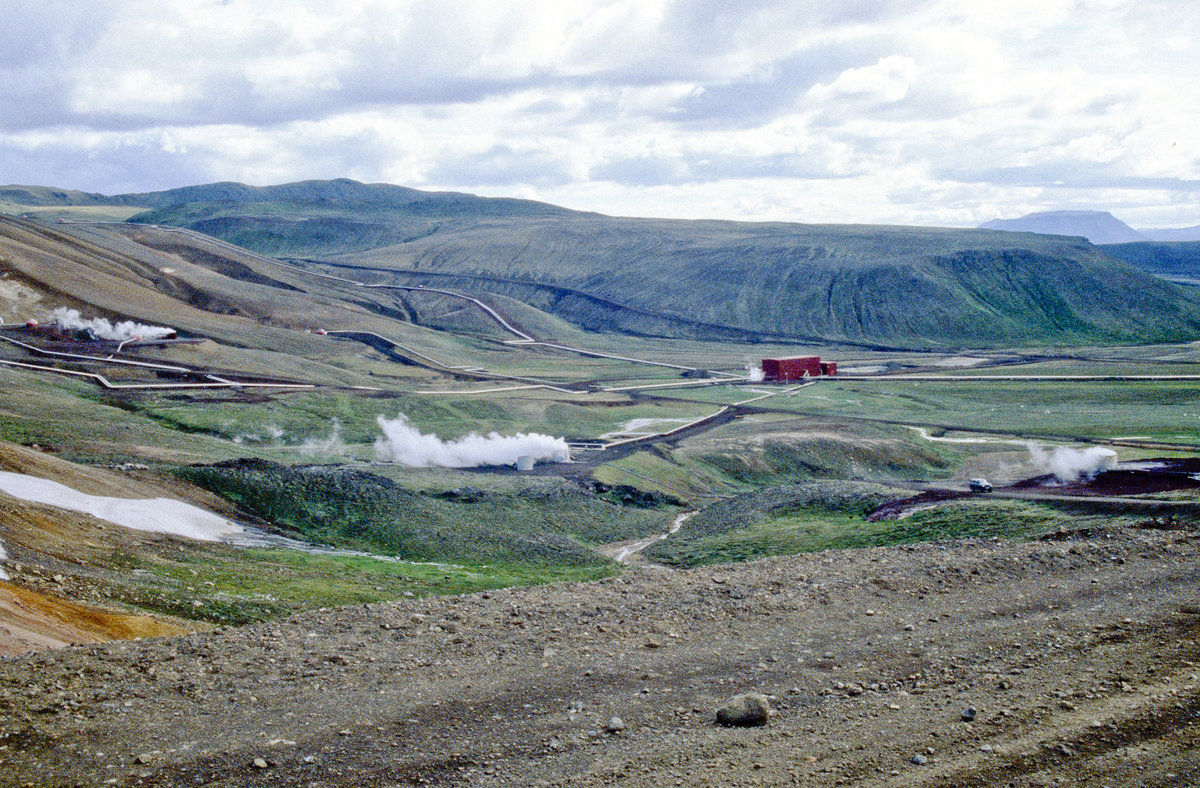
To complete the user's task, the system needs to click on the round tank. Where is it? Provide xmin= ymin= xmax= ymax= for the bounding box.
xmin=515 ymin=455 xmax=535 ymax=471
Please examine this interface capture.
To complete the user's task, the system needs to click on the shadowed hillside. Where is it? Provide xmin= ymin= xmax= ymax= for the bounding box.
xmin=1101 ymin=240 xmax=1200 ymax=285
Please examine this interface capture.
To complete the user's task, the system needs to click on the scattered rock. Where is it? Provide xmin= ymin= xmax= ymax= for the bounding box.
xmin=252 ymin=757 xmax=269 ymax=769
xmin=716 ymin=692 xmax=770 ymax=727
xmin=605 ymin=716 xmax=625 ymax=734
xmin=961 ymin=706 xmax=977 ymax=722
xmin=911 ymin=754 xmax=928 ymax=765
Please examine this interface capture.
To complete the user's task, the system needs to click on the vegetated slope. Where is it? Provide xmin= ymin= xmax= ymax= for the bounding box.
xmin=178 ymin=458 xmax=673 ymax=567
xmin=1100 ymin=240 xmax=1200 ymax=284
xmin=352 ymin=217 xmax=1200 ymax=347
xmin=125 ymin=178 xmax=576 ymax=257
xmin=978 ymin=209 xmax=1146 ymax=244
xmin=8 ymin=180 xmax=1200 ymax=347
xmin=126 ymin=182 xmax=1200 ymax=347
xmin=0 ymin=184 xmax=147 ymax=208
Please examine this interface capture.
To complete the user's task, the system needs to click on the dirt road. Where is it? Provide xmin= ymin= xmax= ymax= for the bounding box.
xmin=1 ymin=523 xmax=1197 ymax=787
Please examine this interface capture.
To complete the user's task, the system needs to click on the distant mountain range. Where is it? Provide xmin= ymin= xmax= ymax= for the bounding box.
xmin=979 ymin=210 xmax=1200 ymax=244
xmin=6 ymin=179 xmax=1200 ymax=348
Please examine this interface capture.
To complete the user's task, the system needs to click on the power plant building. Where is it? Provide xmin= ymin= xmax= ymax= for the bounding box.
xmin=761 ymin=356 xmax=837 ymax=381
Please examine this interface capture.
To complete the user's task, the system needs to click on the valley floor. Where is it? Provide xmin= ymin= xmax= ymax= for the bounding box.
xmin=1 ymin=523 xmax=1197 ymax=787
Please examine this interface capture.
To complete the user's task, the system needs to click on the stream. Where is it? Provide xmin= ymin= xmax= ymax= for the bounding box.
xmin=601 ymin=510 xmax=696 ymax=568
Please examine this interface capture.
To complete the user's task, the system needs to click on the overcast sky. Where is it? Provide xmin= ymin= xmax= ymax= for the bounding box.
xmin=2 ymin=0 xmax=1197 ymax=227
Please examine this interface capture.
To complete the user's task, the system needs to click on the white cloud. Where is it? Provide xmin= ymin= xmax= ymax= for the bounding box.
xmin=808 ymin=55 xmax=917 ymax=103
xmin=0 ymin=0 xmax=1196 ymax=226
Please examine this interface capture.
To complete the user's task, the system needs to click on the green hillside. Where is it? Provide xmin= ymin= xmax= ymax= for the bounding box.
xmin=1101 ymin=241 xmax=1200 ymax=285
xmin=5 ymin=179 xmax=1200 ymax=348
xmin=345 ymin=219 xmax=1200 ymax=347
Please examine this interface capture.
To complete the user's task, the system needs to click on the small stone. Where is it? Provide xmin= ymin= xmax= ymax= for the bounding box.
xmin=715 ymin=692 xmax=771 ymax=727
xmin=1056 ymin=743 xmax=1074 ymax=757
xmin=911 ymin=754 xmax=928 ymax=765
xmin=980 ymin=744 xmax=993 ymax=753
xmin=961 ymin=706 xmax=977 ymax=722
xmin=134 ymin=753 xmax=153 ymax=765
xmin=605 ymin=716 xmax=625 ymax=734
xmin=252 ymin=757 xmax=269 ymax=769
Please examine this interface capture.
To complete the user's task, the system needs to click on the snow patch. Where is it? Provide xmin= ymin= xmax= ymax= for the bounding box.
xmin=0 ymin=471 xmax=242 ymax=542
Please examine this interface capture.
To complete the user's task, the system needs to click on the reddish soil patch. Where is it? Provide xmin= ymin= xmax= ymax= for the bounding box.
xmin=1014 ymin=458 xmax=1200 ymax=497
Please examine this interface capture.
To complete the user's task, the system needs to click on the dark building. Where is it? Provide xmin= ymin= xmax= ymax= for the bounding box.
xmin=761 ymin=356 xmax=836 ymax=381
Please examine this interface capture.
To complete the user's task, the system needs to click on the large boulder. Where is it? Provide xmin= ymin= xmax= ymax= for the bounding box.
xmin=715 ymin=692 xmax=771 ymax=727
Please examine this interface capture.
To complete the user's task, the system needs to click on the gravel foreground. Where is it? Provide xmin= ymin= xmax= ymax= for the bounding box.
xmin=1 ymin=525 xmax=1198 ymax=787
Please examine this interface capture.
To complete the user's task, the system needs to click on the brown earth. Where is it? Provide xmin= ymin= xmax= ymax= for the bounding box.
xmin=0 ymin=523 xmax=1196 ymax=787
xmin=0 ymin=581 xmax=186 ymax=655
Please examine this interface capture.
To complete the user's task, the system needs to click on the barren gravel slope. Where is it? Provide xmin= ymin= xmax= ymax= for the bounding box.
xmin=1 ymin=525 xmax=1198 ymax=787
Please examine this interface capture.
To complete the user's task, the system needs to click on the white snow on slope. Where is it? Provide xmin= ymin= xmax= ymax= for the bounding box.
xmin=0 ymin=471 xmax=242 ymax=542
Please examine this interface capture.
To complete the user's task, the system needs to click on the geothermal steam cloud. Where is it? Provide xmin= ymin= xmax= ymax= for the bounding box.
xmin=374 ymin=414 xmax=569 ymax=468
xmin=1029 ymin=445 xmax=1117 ymax=483
xmin=51 ymin=307 xmax=175 ymax=341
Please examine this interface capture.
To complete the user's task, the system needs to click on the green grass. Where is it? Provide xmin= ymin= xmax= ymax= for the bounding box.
xmin=177 ymin=459 xmax=676 ymax=567
xmin=107 ymin=543 xmax=617 ymax=625
xmin=743 ymin=379 xmax=1200 ymax=446
xmin=643 ymin=484 xmax=1071 ymax=567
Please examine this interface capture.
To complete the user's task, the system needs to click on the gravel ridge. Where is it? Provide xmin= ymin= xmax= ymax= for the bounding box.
xmin=1 ymin=525 xmax=1197 ymax=786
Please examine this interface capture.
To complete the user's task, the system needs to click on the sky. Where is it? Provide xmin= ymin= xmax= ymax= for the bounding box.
xmin=1 ymin=0 xmax=1197 ymax=228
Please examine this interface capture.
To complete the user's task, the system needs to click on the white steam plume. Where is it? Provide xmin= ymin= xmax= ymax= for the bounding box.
xmin=374 ymin=414 xmax=569 ymax=468
xmin=1028 ymin=444 xmax=1117 ymax=483
xmin=301 ymin=419 xmax=347 ymax=457
xmin=51 ymin=307 xmax=174 ymax=341
xmin=746 ymin=365 xmax=765 ymax=382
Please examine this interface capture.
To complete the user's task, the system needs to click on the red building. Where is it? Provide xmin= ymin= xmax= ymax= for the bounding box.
xmin=761 ymin=356 xmax=836 ymax=381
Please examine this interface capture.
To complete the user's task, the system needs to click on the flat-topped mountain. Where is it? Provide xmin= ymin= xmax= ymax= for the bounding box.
xmin=978 ymin=209 xmax=1146 ymax=244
